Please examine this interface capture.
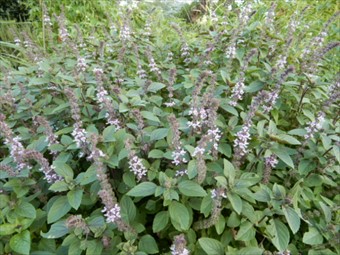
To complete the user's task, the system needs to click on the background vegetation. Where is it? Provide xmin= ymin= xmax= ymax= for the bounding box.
xmin=0 ymin=0 xmax=339 ymax=254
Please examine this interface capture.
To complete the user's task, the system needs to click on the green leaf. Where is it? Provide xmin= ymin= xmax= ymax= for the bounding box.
xmin=303 ymin=227 xmax=323 ymax=245
xmin=102 ymin=126 xmax=117 ymax=142
xmin=79 ymin=164 xmax=97 ymax=185
xmin=53 ymin=162 xmax=74 ymax=180
xmin=235 ymin=221 xmax=255 ymax=241
xmin=319 ymin=201 xmax=331 ymax=223
xmin=245 ymin=80 xmax=264 ymax=93
xmin=178 ymin=180 xmax=207 ymax=197
xmin=152 ymin=211 xmax=169 ymax=233
xmin=282 ymin=207 xmax=300 ymax=234
xmin=0 ymin=223 xmax=17 ymax=235
xmin=29 ymin=77 xmax=50 ymax=85
xmin=187 ymin=159 xmax=197 ymax=179
xmin=276 ymin=134 xmax=301 ymax=145
xmin=169 ymin=201 xmax=190 ymax=231
xmin=237 ymin=247 xmax=264 ymax=255
xmin=49 ymin=181 xmax=69 ymax=192
xmin=150 ymin=128 xmax=169 ymax=141
xmin=148 ymin=149 xmax=164 ymax=159
xmin=120 ymin=196 xmax=136 ymax=224
xmin=47 ymin=196 xmax=71 ymax=224
xmin=88 ymin=216 xmax=105 ymax=236
xmin=138 ymin=235 xmax=159 ymax=254
xmin=198 ymin=238 xmax=224 ymax=255
xmin=141 ymin=111 xmax=160 ymax=123
xmin=41 ymin=220 xmax=69 ymax=239
xmin=51 ymin=103 xmax=69 ymax=114
xmin=228 ymin=192 xmax=243 ymax=215
xmin=9 ymin=230 xmax=31 ymax=255
xmin=15 ymin=202 xmax=36 ymax=219
xmin=86 ymin=240 xmax=103 ymax=255
xmin=272 ymin=148 xmax=294 ymax=168
xmin=147 ymin=82 xmax=166 ymax=93
xmin=126 ymin=182 xmax=157 ymax=197
xmin=223 ymin=159 xmax=235 ymax=185
xmin=67 ymin=188 xmax=83 ymax=210
xmin=215 ymin=215 xmax=225 ymax=235
xmin=267 ymin=219 xmax=290 ymax=252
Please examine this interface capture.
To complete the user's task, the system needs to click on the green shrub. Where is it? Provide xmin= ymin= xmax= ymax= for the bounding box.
xmin=0 ymin=1 xmax=339 ymax=254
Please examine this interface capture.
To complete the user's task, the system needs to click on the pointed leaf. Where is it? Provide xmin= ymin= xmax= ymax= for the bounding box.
xmin=9 ymin=230 xmax=31 ymax=255
xmin=169 ymin=201 xmax=190 ymax=231
xmin=47 ymin=196 xmax=71 ymax=223
xmin=41 ymin=220 xmax=69 ymax=239
xmin=126 ymin=182 xmax=157 ymax=197
xmin=178 ymin=180 xmax=207 ymax=197
xmin=272 ymin=148 xmax=294 ymax=168
xmin=228 ymin=192 xmax=243 ymax=215
xmin=153 ymin=211 xmax=169 ymax=233
xmin=198 ymin=238 xmax=224 ymax=255
xmin=267 ymin=219 xmax=290 ymax=252
xmin=67 ymin=188 xmax=83 ymax=210
xmin=138 ymin=235 xmax=159 ymax=254
xmin=282 ymin=206 xmax=300 ymax=234
xmin=303 ymin=227 xmax=323 ymax=245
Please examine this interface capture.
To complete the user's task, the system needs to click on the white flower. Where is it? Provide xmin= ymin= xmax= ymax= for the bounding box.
xmin=192 ymin=147 xmax=205 ymax=157
xmin=175 ymin=169 xmax=188 ymax=177
xmin=226 ymin=45 xmax=236 ymax=59
xmin=77 ymin=57 xmax=87 ymax=72
xmin=102 ymin=204 xmax=121 ymax=223
xmin=229 ymin=79 xmax=245 ymax=106
xmin=93 ymin=68 xmax=104 ymax=75
xmin=129 ymin=156 xmax=147 ymax=181
xmin=172 ymin=149 xmax=187 ymax=165
xmin=72 ymin=126 xmax=87 ymax=148
xmin=164 ymin=101 xmax=176 ymax=107
xmin=233 ymin=123 xmax=251 ymax=157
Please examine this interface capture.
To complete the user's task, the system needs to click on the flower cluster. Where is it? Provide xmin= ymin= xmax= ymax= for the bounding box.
xmin=168 ymin=114 xmax=187 ymax=166
xmin=148 ymin=57 xmax=161 ymax=74
xmin=76 ymin=57 xmax=87 ymax=72
xmin=120 ymin=23 xmax=132 ymax=42
xmin=187 ymin=107 xmax=208 ymax=130
xmin=207 ymin=127 xmax=222 ymax=151
xmin=93 ymin=68 xmax=121 ymax=129
xmin=71 ymin=124 xmax=87 ymax=149
xmin=102 ymin=204 xmax=121 ymax=223
xmin=211 ymin=188 xmax=227 ymax=199
xmin=23 ymin=151 xmax=62 ymax=183
xmin=304 ymin=112 xmax=325 ymax=140
xmin=233 ymin=123 xmax=251 ymax=158
xmin=172 ymin=149 xmax=188 ymax=165
xmin=137 ymin=65 xmax=147 ymax=79
xmin=34 ymin=116 xmax=59 ymax=153
xmin=0 ymin=114 xmax=30 ymax=171
xmin=262 ymin=154 xmax=278 ymax=184
xmin=175 ymin=169 xmax=188 ymax=177
xmin=65 ymin=88 xmax=88 ymax=150
xmin=229 ymin=78 xmax=245 ymax=106
xmin=128 ymin=156 xmax=148 ymax=181
xmin=43 ymin=14 xmax=52 ymax=26
xmin=265 ymin=154 xmax=279 ymax=168
xmin=181 ymin=43 xmax=191 ymax=63
xmin=170 ymin=234 xmax=190 ymax=255
xmin=225 ymin=43 xmax=236 ymax=59
xmin=56 ymin=13 xmax=69 ymax=43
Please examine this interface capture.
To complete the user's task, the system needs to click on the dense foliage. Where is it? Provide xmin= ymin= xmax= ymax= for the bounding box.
xmin=0 ymin=0 xmax=339 ymax=254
